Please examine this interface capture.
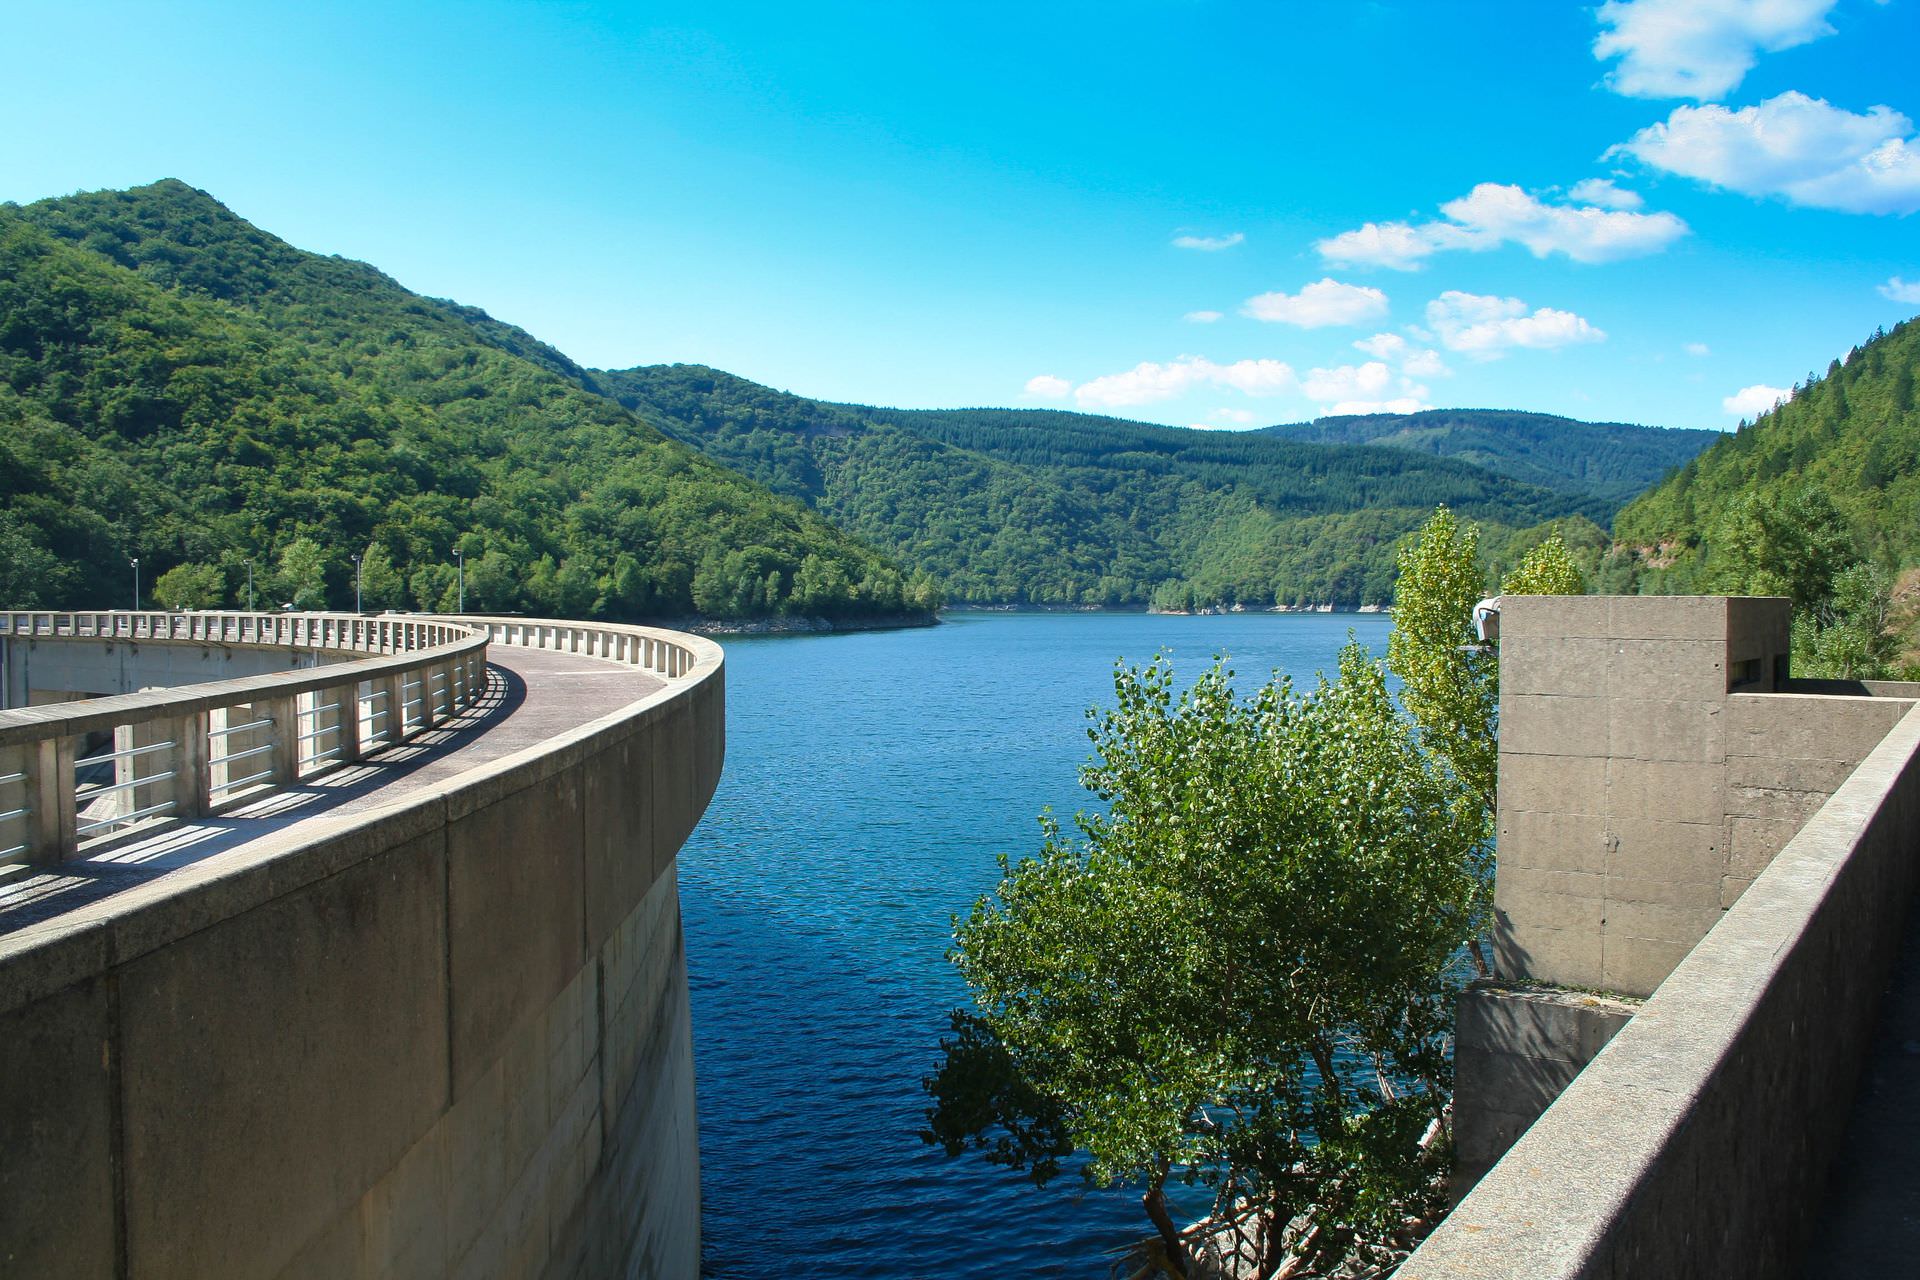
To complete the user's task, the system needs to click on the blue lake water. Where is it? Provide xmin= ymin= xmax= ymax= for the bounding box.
xmin=679 ymin=609 xmax=1393 ymax=1278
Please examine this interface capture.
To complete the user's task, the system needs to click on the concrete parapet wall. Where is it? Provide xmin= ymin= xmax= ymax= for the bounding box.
xmin=1408 ymin=697 xmax=1920 ymax=1278
xmin=1450 ymin=984 xmax=1637 ymax=1193
xmin=0 ymin=622 xmax=723 ymax=1279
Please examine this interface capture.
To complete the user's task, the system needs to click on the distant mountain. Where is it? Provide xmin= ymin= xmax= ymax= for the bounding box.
xmin=1610 ymin=318 xmax=1920 ymax=591
xmin=0 ymin=181 xmax=934 ymax=621
xmin=1259 ymin=410 xmax=1718 ymax=506
xmin=595 ymin=365 xmax=1609 ymax=609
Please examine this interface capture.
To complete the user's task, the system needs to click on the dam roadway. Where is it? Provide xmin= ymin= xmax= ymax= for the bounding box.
xmin=0 ymin=645 xmax=666 ymax=936
xmin=0 ymin=612 xmax=723 ymax=1280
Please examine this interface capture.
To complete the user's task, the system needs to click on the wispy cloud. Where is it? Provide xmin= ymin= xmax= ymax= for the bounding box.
xmin=1071 ymin=356 xmax=1296 ymax=409
xmin=1024 ymin=374 xmax=1071 ymax=399
xmin=1318 ymin=182 xmax=1686 ymax=270
xmin=1172 ymin=231 xmax=1245 ymax=251
xmin=1882 ymin=276 xmax=1920 ymax=305
xmin=1183 ymin=310 xmax=1224 ymax=323
xmin=1685 ymin=341 xmax=1712 ymax=356
xmin=1568 ymin=177 xmax=1645 ymax=209
xmin=1300 ymin=360 xmax=1431 ymax=415
xmin=1241 ymin=278 xmax=1389 ymax=327
xmin=1594 ymin=0 xmax=1838 ymax=100
xmin=1425 ymin=292 xmax=1606 ymax=358
xmin=1615 ymin=91 xmax=1920 ymax=215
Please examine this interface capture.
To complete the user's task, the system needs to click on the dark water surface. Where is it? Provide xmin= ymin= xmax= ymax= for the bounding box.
xmin=680 ymin=610 xmax=1391 ymax=1278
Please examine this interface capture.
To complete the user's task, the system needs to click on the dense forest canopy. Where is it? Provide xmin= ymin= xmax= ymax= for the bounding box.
xmin=0 ymin=181 xmax=936 ymax=621
xmin=1607 ymin=318 xmax=1920 ymax=674
xmin=1261 ymin=409 xmax=1718 ymax=507
xmin=597 ymin=365 xmax=1639 ymax=610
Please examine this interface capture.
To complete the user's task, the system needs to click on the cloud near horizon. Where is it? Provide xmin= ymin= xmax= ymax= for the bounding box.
xmin=1242 ymin=278 xmax=1389 ymax=327
xmin=1301 ymin=360 xmax=1432 ymax=415
xmin=1024 ymin=374 xmax=1071 ymax=399
xmin=1183 ymin=309 xmax=1224 ymax=323
xmin=1317 ymin=182 xmax=1687 ymax=270
xmin=1071 ymin=355 xmax=1297 ymax=409
xmin=1425 ymin=292 xmax=1607 ymax=358
xmin=1723 ymin=383 xmax=1792 ymax=418
xmin=1172 ymin=231 xmax=1244 ymax=251
xmin=1594 ymin=0 xmax=1838 ymax=101
xmin=1616 ymin=91 xmax=1920 ymax=215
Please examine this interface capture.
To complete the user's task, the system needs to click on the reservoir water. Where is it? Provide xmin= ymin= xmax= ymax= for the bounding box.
xmin=679 ymin=609 xmax=1392 ymax=1277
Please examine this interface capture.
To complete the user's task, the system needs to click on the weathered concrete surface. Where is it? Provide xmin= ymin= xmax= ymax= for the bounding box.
xmin=1493 ymin=595 xmax=1912 ymax=997
xmin=1405 ymin=694 xmax=1920 ymax=1279
xmin=0 ymin=623 xmax=722 ymax=1280
xmin=1450 ymin=984 xmax=1637 ymax=1194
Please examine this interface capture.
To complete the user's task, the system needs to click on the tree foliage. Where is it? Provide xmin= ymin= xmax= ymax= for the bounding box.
xmin=0 ymin=181 xmax=935 ymax=623
xmin=925 ymin=644 xmax=1486 ymax=1276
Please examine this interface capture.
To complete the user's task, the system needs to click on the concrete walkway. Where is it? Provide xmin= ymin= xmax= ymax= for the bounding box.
xmin=1802 ymin=888 xmax=1920 ymax=1275
xmin=0 ymin=647 xmax=664 ymax=936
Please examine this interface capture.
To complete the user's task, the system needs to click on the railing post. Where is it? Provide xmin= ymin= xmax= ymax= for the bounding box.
xmin=172 ymin=711 xmax=210 ymax=820
xmin=265 ymin=694 xmax=300 ymax=784
xmin=31 ymin=735 xmax=76 ymax=863
xmin=339 ymin=683 xmax=364 ymax=764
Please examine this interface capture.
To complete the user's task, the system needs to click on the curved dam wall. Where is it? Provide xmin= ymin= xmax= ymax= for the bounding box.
xmin=0 ymin=618 xmax=723 ymax=1280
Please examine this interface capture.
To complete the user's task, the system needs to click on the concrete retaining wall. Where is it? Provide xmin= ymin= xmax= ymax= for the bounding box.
xmin=1 ymin=633 xmax=339 ymax=709
xmin=1406 ymin=697 xmax=1920 ymax=1278
xmin=0 ymin=625 xmax=723 ymax=1279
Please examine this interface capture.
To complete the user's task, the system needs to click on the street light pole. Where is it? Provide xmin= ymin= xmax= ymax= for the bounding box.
xmin=352 ymin=553 xmax=363 ymax=614
xmin=130 ymin=557 xmax=140 ymax=611
xmin=455 ymin=547 xmax=465 ymax=613
xmin=245 ymin=559 xmax=254 ymax=611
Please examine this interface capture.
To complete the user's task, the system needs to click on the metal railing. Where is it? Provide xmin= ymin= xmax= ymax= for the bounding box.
xmin=0 ymin=610 xmax=489 ymax=869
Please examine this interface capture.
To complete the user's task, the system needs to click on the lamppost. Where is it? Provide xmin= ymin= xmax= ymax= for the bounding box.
xmin=352 ymin=553 xmax=363 ymax=614
xmin=454 ymin=547 xmax=465 ymax=613
xmin=244 ymin=559 xmax=254 ymax=611
xmin=130 ymin=557 xmax=140 ymax=611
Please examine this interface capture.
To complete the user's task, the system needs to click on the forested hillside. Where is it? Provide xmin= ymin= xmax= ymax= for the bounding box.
xmin=1608 ymin=318 xmax=1920 ymax=674
xmin=0 ymin=181 xmax=936 ymax=621
xmin=1261 ymin=409 xmax=1717 ymax=506
xmin=598 ymin=365 xmax=1607 ymax=609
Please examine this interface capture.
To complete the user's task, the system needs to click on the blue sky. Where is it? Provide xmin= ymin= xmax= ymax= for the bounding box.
xmin=5 ymin=1 xmax=1918 ymax=432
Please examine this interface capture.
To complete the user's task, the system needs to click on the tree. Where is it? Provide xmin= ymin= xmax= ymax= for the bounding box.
xmin=924 ymin=647 xmax=1483 ymax=1277
xmin=1501 ymin=532 xmax=1586 ymax=597
xmin=151 ymin=562 xmax=225 ymax=609
xmin=274 ymin=537 xmax=328 ymax=609
xmin=358 ymin=544 xmax=406 ymax=611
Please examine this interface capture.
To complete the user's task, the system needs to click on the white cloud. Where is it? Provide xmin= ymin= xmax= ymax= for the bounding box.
xmin=1024 ymin=374 xmax=1071 ymax=399
xmin=1723 ymin=383 xmax=1792 ymax=417
xmin=1172 ymin=232 xmax=1245 ymax=251
xmin=1568 ymin=177 xmax=1645 ymax=209
xmin=1594 ymin=0 xmax=1837 ymax=100
xmin=1242 ymin=278 xmax=1389 ymax=327
xmin=1183 ymin=310 xmax=1224 ymax=323
xmin=1685 ymin=341 xmax=1712 ymax=356
xmin=1615 ymin=92 xmax=1920 ymax=215
xmin=1318 ymin=183 xmax=1686 ymax=270
xmin=1071 ymin=356 xmax=1296 ymax=409
xmin=1352 ymin=331 xmax=1450 ymax=378
xmin=1212 ymin=408 xmax=1257 ymax=425
xmin=1301 ymin=362 xmax=1432 ymax=415
xmin=1879 ymin=276 xmax=1920 ymax=305
xmin=1425 ymin=292 xmax=1607 ymax=358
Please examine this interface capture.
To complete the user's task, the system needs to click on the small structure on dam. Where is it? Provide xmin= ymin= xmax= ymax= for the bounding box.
xmin=1409 ymin=596 xmax=1920 ymax=1279
xmin=0 ymin=610 xmax=722 ymax=1280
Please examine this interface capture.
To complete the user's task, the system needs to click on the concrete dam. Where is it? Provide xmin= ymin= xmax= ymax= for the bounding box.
xmin=0 ymin=610 xmax=722 ymax=1279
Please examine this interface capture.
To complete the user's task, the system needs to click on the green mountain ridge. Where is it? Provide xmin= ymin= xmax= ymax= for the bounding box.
xmin=0 ymin=180 xmax=935 ymax=621
xmin=596 ymin=365 xmax=1641 ymax=609
xmin=1609 ymin=317 xmax=1920 ymax=590
xmin=1260 ymin=409 xmax=1719 ymax=507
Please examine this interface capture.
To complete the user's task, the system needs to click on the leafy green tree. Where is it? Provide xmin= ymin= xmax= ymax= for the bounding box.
xmin=1795 ymin=562 xmax=1899 ymax=679
xmin=274 ymin=537 xmax=328 ymax=609
xmin=151 ymin=562 xmax=225 ymax=609
xmin=358 ymin=544 xmax=406 ymax=610
xmin=1386 ymin=507 xmax=1498 ymax=820
xmin=925 ymin=647 xmax=1482 ymax=1277
xmin=1501 ymin=532 xmax=1586 ymax=597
